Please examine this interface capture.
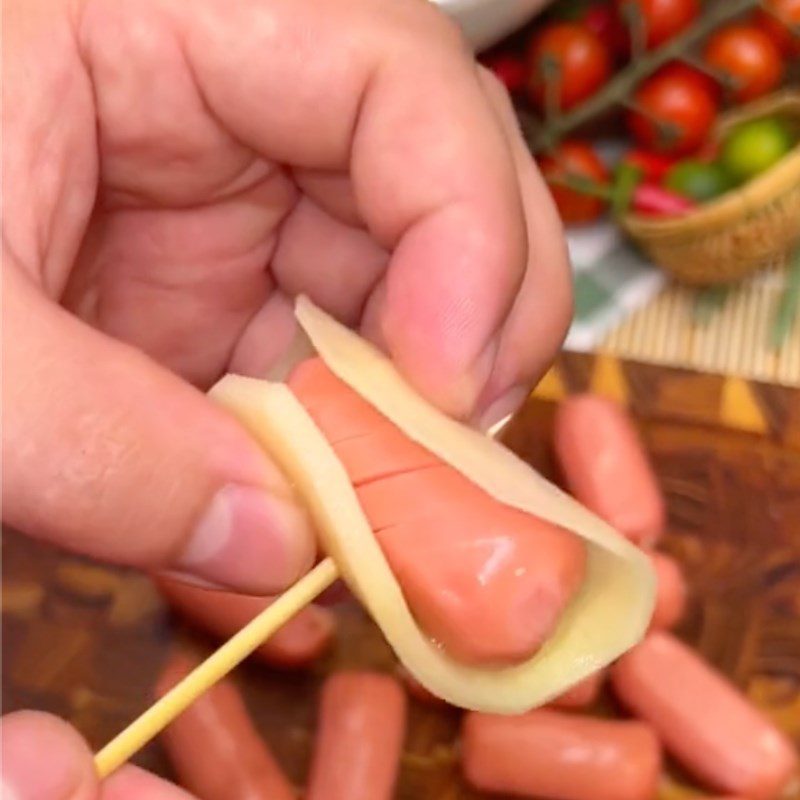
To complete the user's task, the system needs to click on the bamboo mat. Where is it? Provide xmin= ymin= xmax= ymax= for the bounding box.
xmin=530 ymin=256 xmax=800 ymax=446
xmin=599 ymin=263 xmax=800 ymax=388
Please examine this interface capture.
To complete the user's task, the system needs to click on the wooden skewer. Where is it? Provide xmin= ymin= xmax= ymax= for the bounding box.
xmin=94 ymin=557 xmax=339 ymax=778
xmin=93 ymin=412 xmax=513 ymax=779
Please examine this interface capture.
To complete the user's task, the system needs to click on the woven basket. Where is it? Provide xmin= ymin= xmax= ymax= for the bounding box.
xmin=621 ymin=90 xmax=800 ymax=286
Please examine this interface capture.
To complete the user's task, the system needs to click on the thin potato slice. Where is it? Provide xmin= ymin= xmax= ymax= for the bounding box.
xmin=209 ymin=298 xmax=655 ymax=713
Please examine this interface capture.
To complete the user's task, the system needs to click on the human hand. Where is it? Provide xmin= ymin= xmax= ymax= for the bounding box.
xmin=4 ymin=0 xmax=570 ymax=594
xmin=2 ymin=0 xmax=570 ymax=793
xmin=1 ymin=711 xmax=197 ymax=799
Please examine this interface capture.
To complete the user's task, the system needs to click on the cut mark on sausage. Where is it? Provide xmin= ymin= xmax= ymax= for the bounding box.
xmin=287 ymin=357 xmax=588 ymax=666
xmin=353 ymin=462 xmax=441 ymax=490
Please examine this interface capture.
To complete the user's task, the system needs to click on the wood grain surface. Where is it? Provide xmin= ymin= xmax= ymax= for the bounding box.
xmin=533 ymin=353 xmax=800 ymax=445
xmin=3 ymin=398 xmax=800 ymax=799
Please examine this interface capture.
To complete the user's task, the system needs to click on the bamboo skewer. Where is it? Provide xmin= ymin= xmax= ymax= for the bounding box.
xmin=94 ymin=556 xmax=340 ymax=778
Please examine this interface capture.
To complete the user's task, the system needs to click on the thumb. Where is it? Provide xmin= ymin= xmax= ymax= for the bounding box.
xmin=2 ymin=266 xmax=315 ymax=594
xmin=0 ymin=711 xmax=198 ymax=800
xmin=0 ymin=711 xmax=96 ymax=800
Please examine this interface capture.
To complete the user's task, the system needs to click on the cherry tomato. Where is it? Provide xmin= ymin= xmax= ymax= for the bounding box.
xmin=619 ymin=149 xmax=677 ymax=182
xmin=720 ymin=117 xmax=793 ymax=184
xmin=754 ymin=0 xmax=800 ymax=56
xmin=538 ymin=140 xmax=610 ymax=224
xmin=481 ymin=52 xmax=527 ymax=95
xmin=528 ymin=23 xmax=612 ymax=111
xmin=584 ymin=2 xmax=628 ymax=56
xmin=664 ymin=160 xmax=733 ymax=202
xmin=627 ymin=67 xmax=718 ymax=155
xmin=655 ymin=61 xmax=722 ymax=101
xmin=556 ymin=1 xmax=628 ymax=60
xmin=704 ymin=25 xmax=784 ymax=103
xmin=616 ymin=0 xmax=699 ymax=50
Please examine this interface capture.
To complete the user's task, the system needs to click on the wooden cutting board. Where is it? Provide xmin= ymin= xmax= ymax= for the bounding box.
xmin=3 ymin=396 xmax=800 ymax=799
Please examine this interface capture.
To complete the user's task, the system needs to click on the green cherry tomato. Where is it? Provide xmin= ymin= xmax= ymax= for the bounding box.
xmin=664 ymin=160 xmax=734 ymax=202
xmin=720 ymin=117 xmax=793 ymax=184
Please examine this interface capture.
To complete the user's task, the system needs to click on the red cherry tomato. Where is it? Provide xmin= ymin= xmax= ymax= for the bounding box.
xmin=538 ymin=140 xmax=610 ymax=224
xmin=616 ymin=0 xmax=699 ymax=49
xmin=753 ymin=0 xmax=800 ymax=56
xmin=627 ymin=67 xmax=718 ymax=156
xmin=581 ymin=2 xmax=629 ymax=60
xmin=619 ymin=150 xmax=677 ymax=182
xmin=655 ymin=61 xmax=722 ymax=101
xmin=528 ymin=23 xmax=612 ymax=111
xmin=704 ymin=25 xmax=785 ymax=102
xmin=481 ymin=52 xmax=527 ymax=95
xmin=552 ymin=1 xmax=628 ymax=59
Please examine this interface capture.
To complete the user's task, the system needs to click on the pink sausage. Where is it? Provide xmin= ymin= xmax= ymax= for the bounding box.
xmin=156 ymin=653 xmax=296 ymax=800
xmin=649 ymin=552 xmax=688 ymax=631
xmin=611 ymin=632 xmax=798 ymax=799
xmin=461 ymin=709 xmax=661 ymax=800
xmin=548 ymin=668 xmax=606 ymax=710
xmin=553 ymin=394 xmax=666 ymax=547
xmin=156 ymin=577 xmax=335 ymax=668
xmin=396 ymin=666 xmax=448 ymax=708
xmin=306 ymin=671 xmax=407 ymax=800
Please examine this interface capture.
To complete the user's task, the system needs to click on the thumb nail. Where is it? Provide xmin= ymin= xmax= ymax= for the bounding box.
xmin=477 ymin=385 xmax=529 ymax=434
xmin=176 ymin=484 xmax=315 ymax=594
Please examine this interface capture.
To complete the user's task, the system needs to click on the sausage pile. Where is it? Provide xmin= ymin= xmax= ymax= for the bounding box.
xmin=155 ymin=392 xmax=798 ymax=800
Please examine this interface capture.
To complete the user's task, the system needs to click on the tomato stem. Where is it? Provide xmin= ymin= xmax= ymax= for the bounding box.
xmin=541 ymin=54 xmax=564 ymax=124
xmin=619 ymin=99 xmax=682 ymax=147
xmin=621 ymin=2 xmax=648 ymax=61
xmin=678 ymin=54 xmax=741 ymax=92
xmin=611 ymin=163 xmax=643 ymax=218
xmin=548 ymin=174 xmax=613 ymax=200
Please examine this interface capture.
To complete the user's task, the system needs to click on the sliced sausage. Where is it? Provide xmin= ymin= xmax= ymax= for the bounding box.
xmin=548 ymin=668 xmax=606 ymax=710
xmin=156 ymin=652 xmax=296 ymax=800
xmin=554 ymin=394 xmax=665 ymax=547
xmin=649 ymin=552 xmax=687 ymax=631
xmin=156 ymin=577 xmax=335 ymax=668
xmin=611 ymin=631 xmax=798 ymax=799
xmin=306 ymin=671 xmax=407 ymax=800
xmin=396 ymin=665 xmax=448 ymax=707
xmin=461 ymin=708 xmax=661 ymax=800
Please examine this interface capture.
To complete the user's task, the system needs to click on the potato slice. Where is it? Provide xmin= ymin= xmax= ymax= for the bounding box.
xmin=209 ymin=297 xmax=655 ymax=713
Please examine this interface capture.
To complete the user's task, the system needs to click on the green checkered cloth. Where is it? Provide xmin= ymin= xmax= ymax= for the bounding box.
xmin=550 ymin=139 xmax=668 ymax=352
xmin=563 ymin=221 xmax=666 ymax=352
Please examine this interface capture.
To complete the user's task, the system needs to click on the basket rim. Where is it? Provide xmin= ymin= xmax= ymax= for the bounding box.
xmin=622 ymin=90 xmax=800 ymax=237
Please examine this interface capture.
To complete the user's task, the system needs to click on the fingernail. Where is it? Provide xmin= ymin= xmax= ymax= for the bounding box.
xmin=178 ymin=484 xmax=315 ymax=594
xmin=477 ymin=386 xmax=529 ymax=433
xmin=155 ymin=571 xmax=227 ymax=591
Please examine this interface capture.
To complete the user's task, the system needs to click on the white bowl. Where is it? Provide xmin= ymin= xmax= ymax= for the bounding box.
xmin=434 ymin=0 xmax=554 ymax=51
